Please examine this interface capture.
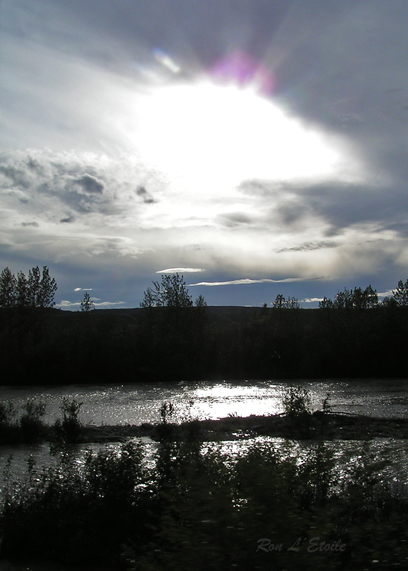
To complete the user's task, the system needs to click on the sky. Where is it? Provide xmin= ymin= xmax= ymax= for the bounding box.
xmin=1 ymin=0 xmax=408 ymax=309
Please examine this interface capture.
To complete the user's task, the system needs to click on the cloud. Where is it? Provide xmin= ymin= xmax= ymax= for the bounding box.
xmin=2 ymin=1 xmax=408 ymax=308
xmin=157 ymin=268 xmax=205 ymax=274
xmin=378 ymin=290 xmax=394 ymax=299
xmin=136 ymin=186 xmax=156 ymax=204
xmin=190 ymin=277 xmax=323 ymax=287
xmin=218 ymin=212 xmax=253 ymax=227
xmin=21 ymin=221 xmax=39 ymax=228
xmin=74 ymin=174 xmax=104 ymax=194
xmin=277 ymin=241 xmax=338 ymax=253
xmin=59 ymin=300 xmax=125 ymax=309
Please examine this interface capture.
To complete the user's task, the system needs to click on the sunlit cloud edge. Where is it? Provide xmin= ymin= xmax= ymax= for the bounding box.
xmin=190 ymin=277 xmax=324 ymax=287
xmin=157 ymin=268 xmax=205 ymax=274
xmin=58 ymin=300 xmax=126 ymax=308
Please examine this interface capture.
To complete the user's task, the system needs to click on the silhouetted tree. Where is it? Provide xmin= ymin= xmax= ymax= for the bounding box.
xmin=140 ymin=274 xmax=202 ymax=380
xmin=319 ymin=285 xmax=378 ymax=310
xmin=351 ymin=285 xmax=378 ymax=309
xmin=318 ymin=297 xmax=334 ymax=309
xmin=195 ymin=294 xmax=207 ymax=308
xmin=141 ymin=273 xmax=193 ymax=308
xmin=0 ymin=266 xmax=58 ymax=355
xmin=0 ymin=268 xmax=17 ymax=307
xmin=392 ymin=279 xmax=408 ymax=306
xmin=0 ymin=266 xmax=57 ymax=309
xmin=272 ymin=294 xmax=300 ymax=309
xmin=16 ymin=271 xmax=29 ymax=309
xmin=81 ymin=291 xmax=95 ymax=312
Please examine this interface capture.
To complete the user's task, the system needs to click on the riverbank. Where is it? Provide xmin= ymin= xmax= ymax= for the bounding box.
xmin=3 ymin=419 xmax=408 ymax=571
xmin=77 ymin=412 xmax=408 ymax=443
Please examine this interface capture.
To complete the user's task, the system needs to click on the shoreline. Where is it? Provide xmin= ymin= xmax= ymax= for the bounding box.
xmin=78 ymin=412 xmax=408 ymax=443
xmin=2 ymin=412 xmax=408 ymax=446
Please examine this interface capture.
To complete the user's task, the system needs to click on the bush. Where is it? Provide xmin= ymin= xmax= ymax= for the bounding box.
xmin=281 ymin=386 xmax=312 ymax=418
xmin=19 ymin=399 xmax=46 ymax=442
xmin=53 ymin=397 xmax=83 ymax=443
xmin=3 ymin=437 xmax=408 ymax=570
xmin=281 ymin=386 xmax=315 ymax=438
xmin=0 ymin=401 xmax=18 ymax=443
xmin=2 ymin=441 xmax=152 ymax=565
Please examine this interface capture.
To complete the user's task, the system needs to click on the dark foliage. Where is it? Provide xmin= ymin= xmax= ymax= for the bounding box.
xmin=2 ymin=273 xmax=408 ymax=384
xmin=2 ymin=435 xmax=408 ymax=570
xmin=1 ymin=303 xmax=408 ymax=384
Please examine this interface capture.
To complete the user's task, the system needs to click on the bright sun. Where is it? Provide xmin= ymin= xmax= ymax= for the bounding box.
xmin=137 ymin=80 xmax=348 ymax=193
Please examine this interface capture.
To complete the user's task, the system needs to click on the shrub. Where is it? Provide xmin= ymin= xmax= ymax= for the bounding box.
xmin=53 ymin=397 xmax=83 ymax=443
xmin=281 ymin=386 xmax=315 ymax=438
xmin=282 ymin=386 xmax=312 ymax=418
xmin=0 ymin=401 xmax=18 ymax=442
xmin=3 ymin=438 xmax=408 ymax=569
xmin=19 ymin=399 xmax=46 ymax=442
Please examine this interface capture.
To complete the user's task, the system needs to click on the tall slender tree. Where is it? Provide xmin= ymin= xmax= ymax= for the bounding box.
xmin=81 ymin=291 xmax=95 ymax=312
xmin=0 ymin=266 xmax=57 ymax=309
xmin=0 ymin=267 xmax=17 ymax=307
xmin=392 ymin=279 xmax=408 ymax=306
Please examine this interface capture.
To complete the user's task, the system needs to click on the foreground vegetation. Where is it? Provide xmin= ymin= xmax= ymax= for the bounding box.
xmin=1 ymin=391 xmax=408 ymax=569
xmin=0 ymin=397 xmax=83 ymax=445
xmin=1 ymin=433 xmax=408 ymax=570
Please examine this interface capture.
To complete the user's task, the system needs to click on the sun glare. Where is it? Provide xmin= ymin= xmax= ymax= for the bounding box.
xmin=136 ymin=80 xmax=349 ymax=194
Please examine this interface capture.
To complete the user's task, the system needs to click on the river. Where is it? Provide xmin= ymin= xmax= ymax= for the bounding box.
xmin=1 ymin=378 xmax=408 ymax=425
xmin=1 ymin=379 xmax=408 ymax=500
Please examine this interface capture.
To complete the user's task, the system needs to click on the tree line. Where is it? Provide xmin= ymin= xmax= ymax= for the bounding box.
xmin=0 ymin=266 xmax=57 ymax=309
xmin=1 ymin=268 xmax=408 ymax=383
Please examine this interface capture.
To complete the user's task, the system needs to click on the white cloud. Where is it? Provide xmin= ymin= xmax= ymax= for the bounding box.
xmin=378 ymin=290 xmax=394 ymax=299
xmin=58 ymin=300 xmax=125 ymax=309
xmin=2 ymin=1 xmax=408 ymax=308
xmin=157 ymin=268 xmax=205 ymax=274
xmin=190 ymin=277 xmax=322 ymax=287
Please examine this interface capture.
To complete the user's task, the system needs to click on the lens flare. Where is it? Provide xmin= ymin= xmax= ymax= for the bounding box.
xmin=210 ymin=50 xmax=276 ymax=95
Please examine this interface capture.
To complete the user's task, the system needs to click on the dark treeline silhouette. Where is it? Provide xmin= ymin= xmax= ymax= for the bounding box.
xmin=1 ymin=270 xmax=408 ymax=384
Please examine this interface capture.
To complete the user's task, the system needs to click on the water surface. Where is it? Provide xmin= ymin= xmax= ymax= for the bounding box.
xmin=1 ymin=379 xmax=408 ymax=501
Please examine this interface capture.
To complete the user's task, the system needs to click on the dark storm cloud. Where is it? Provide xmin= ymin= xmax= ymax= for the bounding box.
xmin=136 ymin=186 xmax=156 ymax=204
xmin=275 ymin=201 xmax=309 ymax=227
xmin=60 ymin=216 xmax=75 ymax=223
xmin=299 ymin=183 xmax=408 ymax=237
xmin=0 ymin=162 xmax=33 ymax=189
xmin=0 ymin=151 xmax=131 ymax=217
xmin=74 ymin=173 xmax=104 ymax=194
xmin=219 ymin=212 xmax=253 ymax=227
xmin=276 ymin=241 xmax=338 ymax=253
xmin=21 ymin=221 xmax=39 ymax=228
